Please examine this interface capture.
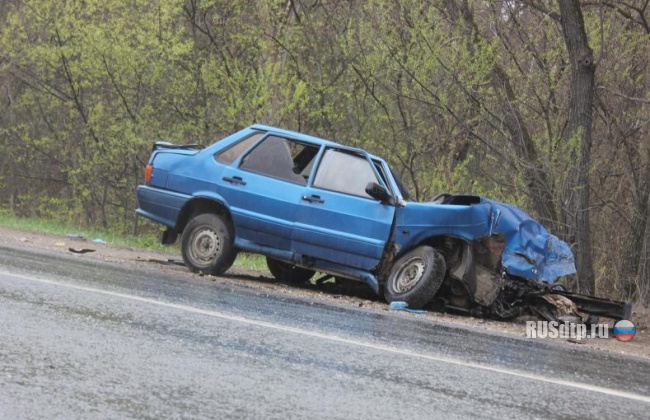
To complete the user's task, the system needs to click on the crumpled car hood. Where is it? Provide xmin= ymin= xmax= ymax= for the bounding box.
xmin=483 ymin=198 xmax=576 ymax=283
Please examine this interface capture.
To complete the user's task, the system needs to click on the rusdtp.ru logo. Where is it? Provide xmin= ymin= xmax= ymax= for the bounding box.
xmin=526 ymin=321 xmax=608 ymax=341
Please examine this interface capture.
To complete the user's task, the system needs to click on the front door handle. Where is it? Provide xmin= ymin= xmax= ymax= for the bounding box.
xmin=302 ymin=195 xmax=324 ymax=204
xmin=222 ymin=176 xmax=246 ymax=185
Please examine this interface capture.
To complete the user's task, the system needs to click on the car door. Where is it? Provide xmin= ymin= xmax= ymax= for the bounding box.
xmin=292 ymin=147 xmax=396 ymax=270
xmin=218 ymin=134 xmax=320 ymax=250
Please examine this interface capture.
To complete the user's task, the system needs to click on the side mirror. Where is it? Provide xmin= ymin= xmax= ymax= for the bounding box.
xmin=365 ymin=182 xmax=392 ymax=203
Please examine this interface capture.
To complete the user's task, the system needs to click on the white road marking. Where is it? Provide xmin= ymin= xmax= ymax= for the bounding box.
xmin=2 ymin=268 xmax=650 ymax=404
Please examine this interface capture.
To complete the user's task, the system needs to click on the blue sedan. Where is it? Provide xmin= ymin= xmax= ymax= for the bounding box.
xmin=136 ymin=125 xmax=630 ymax=321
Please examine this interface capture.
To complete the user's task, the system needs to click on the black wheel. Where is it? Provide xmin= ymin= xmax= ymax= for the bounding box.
xmin=181 ymin=212 xmax=237 ymax=275
xmin=384 ymin=246 xmax=446 ymax=309
xmin=266 ymin=257 xmax=315 ymax=285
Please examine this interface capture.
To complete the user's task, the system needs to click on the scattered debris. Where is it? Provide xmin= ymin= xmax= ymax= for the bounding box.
xmin=147 ymin=258 xmax=185 ymax=267
xmin=541 ymin=294 xmax=584 ymax=322
xmin=65 ymin=233 xmax=85 ymax=240
xmin=54 ymin=241 xmax=65 ymax=247
xmin=389 ymin=301 xmax=427 ymax=314
xmin=92 ymin=238 xmax=107 ymax=245
xmin=19 ymin=237 xmax=28 ymax=242
xmin=2 ymin=223 xmax=650 ymax=359
xmin=68 ymin=248 xmax=96 ymax=254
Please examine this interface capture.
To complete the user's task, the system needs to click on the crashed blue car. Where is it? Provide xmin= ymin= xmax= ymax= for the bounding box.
xmin=136 ymin=125 xmax=630 ymax=322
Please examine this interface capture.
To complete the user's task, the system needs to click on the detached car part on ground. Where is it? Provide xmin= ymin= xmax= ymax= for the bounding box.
xmin=136 ymin=125 xmax=631 ymax=324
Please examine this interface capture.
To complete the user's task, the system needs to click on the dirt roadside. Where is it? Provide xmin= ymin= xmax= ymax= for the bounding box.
xmin=2 ymin=225 xmax=649 ymax=359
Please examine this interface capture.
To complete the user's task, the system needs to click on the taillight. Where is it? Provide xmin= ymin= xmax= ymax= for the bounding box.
xmin=145 ymin=164 xmax=153 ymax=184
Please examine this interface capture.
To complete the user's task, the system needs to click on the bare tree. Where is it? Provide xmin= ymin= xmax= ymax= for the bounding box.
xmin=557 ymin=0 xmax=596 ymax=294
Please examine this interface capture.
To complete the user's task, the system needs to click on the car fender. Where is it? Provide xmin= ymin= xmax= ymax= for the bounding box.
xmin=174 ymin=191 xmax=232 ymax=232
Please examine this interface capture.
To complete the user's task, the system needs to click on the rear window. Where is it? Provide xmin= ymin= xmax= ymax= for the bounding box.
xmin=215 ymin=132 xmax=264 ymax=165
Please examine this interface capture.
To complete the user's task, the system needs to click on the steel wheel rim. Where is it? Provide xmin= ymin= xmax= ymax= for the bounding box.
xmin=190 ymin=227 xmax=221 ymax=265
xmin=392 ymin=256 xmax=426 ymax=293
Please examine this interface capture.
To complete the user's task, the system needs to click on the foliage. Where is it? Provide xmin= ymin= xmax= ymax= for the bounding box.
xmin=1 ymin=0 xmax=649 ymax=302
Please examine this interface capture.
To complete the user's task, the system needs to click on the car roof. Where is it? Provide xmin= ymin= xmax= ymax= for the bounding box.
xmin=249 ymin=124 xmax=383 ymax=161
xmin=250 ymin=124 xmax=341 ymax=147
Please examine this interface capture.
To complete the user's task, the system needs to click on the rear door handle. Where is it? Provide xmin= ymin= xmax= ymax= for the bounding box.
xmin=222 ymin=176 xmax=246 ymax=185
xmin=302 ymin=195 xmax=324 ymax=204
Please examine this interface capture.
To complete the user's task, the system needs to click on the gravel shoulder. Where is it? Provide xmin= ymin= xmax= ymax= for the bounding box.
xmin=2 ymin=225 xmax=649 ymax=359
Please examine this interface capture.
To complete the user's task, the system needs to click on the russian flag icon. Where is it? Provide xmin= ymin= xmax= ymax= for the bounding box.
xmin=614 ymin=320 xmax=636 ymax=342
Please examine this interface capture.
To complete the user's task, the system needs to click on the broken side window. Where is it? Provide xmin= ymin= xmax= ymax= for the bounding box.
xmin=239 ymin=136 xmax=319 ymax=185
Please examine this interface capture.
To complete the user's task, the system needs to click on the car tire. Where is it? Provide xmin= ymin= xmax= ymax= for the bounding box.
xmin=266 ymin=257 xmax=315 ymax=285
xmin=384 ymin=246 xmax=446 ymax=309
xmin=181 ymin=212 xmax=237 ymax=275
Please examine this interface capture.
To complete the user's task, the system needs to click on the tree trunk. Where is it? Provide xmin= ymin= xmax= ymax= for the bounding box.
xmin=558 ymin=0 xmax=596 ymax=295
xmin=635 ymin=190 xmax=650 ymax=304
xmin=490 ymin=65 xmax=559 ymax=229
xmin=447 ymin=0 xmax=559 ymax=229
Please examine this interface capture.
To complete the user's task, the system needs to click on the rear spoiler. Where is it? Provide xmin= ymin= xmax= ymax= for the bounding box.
xmin=152 ymin=141 xmax=205 ymax=152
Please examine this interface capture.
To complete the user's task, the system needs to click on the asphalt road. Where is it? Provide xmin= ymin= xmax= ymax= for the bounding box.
xmin=1 ymin=245 xmax=649 ymax=419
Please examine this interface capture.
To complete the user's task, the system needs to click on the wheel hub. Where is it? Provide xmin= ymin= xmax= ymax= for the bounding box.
xmin=394 ymin=257 xmax=425 ymax=293
xmin=191 ymin=228 xmax=221 ymax=264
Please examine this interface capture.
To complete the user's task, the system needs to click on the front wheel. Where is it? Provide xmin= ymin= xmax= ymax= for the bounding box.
xmin=266 ymin=257 xmax=315 ymax=285
xmin=384 ymin=246 xmax=446 ymax=309
xmin=181 ymin=213 xmax=237 ymax=275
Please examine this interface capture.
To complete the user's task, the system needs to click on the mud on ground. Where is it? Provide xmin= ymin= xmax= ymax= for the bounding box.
xmin=2 ymin=226 xmax=649 ymax=359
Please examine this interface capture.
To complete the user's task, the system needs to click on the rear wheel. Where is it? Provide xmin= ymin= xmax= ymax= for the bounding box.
xmin=384 ymin=246 xmax=446 ymax=309
xmin=266 ymin=257 xmax=315 ymax=285
xmin=181 ymin=213 xmax=236 ymax=275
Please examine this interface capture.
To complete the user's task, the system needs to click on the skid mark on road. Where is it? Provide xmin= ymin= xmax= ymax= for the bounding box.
xmin=2 ymin=268 xmax=649 ymax=404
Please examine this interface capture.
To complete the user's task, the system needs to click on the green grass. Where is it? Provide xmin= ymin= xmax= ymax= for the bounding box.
xmin=235 ymin=253 xmax=269 ymax=272
xmin=0 ymin=211 xmax=168 ymax=250
xmin=0 ymin=210 xmax=268 ymax=272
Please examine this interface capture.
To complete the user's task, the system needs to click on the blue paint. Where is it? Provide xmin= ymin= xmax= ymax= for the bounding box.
xmin=136 ymin=125 xmax=576 ymax=293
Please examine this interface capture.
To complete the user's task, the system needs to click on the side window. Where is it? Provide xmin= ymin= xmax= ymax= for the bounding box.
xmin=313 ymin=149 xmax=379 ymax=198
xmin=215 ymin=132 xmax=263 ymax=165
xmin=239 ymin=136 xmax=319 ymax=185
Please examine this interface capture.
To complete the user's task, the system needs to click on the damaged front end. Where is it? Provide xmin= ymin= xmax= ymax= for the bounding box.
xmin=428 ymin=197 xmax=632 ymax=323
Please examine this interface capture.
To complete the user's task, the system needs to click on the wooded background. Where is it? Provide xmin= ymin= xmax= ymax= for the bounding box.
xmin=0 ymin=0 xmax=648 ymax=303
